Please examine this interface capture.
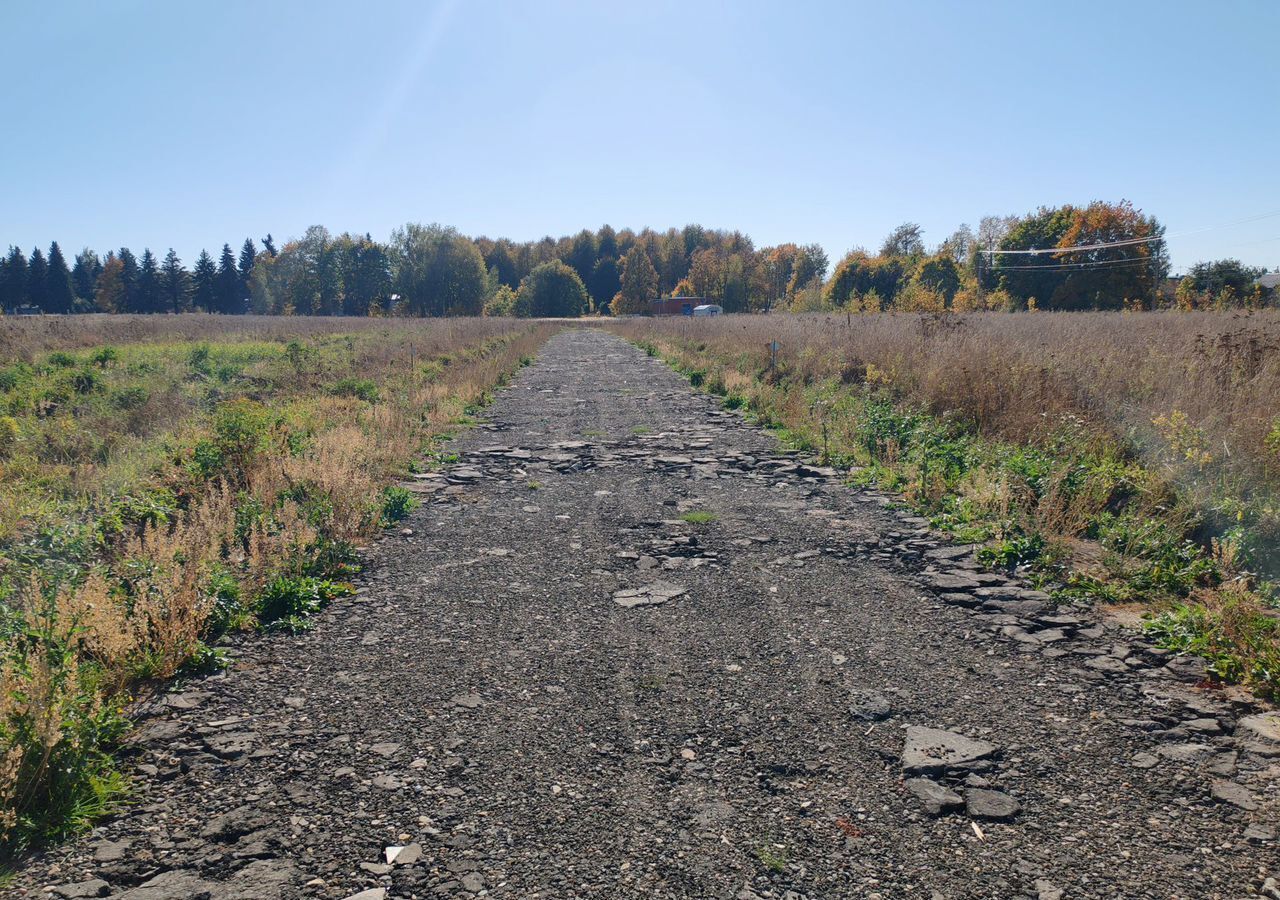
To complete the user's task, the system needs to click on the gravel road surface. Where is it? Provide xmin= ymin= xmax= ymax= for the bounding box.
xmin=14 ymin=329 xmax=1279 ymax=900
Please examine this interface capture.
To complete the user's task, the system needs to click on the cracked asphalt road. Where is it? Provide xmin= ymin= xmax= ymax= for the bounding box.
xmin=13 ymin=329 xmax=1278 ymax=900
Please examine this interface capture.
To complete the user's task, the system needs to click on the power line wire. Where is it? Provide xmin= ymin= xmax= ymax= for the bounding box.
xmin=980 ymin=209 xmax=1280 ymax=256
xmin=993 ymin=257 xmax=1157 ymax=272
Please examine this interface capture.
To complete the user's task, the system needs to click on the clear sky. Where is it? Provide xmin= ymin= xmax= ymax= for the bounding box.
xmin=4 ymin=0 xmax=1278 ymax=273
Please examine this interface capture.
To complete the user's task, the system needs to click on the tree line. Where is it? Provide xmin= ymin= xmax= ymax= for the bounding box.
xmin=0 ymin=224 xmax=828 ymax=318
xmin=2 ymin=203 xmax=1274 ymax=317
xmin=819 ymin=201 xmax=1273 ymax=312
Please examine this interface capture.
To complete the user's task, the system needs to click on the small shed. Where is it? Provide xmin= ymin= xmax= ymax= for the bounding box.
xmin=650 ymin=296 xmax=706 ymax=316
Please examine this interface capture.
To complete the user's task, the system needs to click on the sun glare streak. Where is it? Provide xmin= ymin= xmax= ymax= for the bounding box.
xmin=328 ymin=0 xmax=458 ymax=199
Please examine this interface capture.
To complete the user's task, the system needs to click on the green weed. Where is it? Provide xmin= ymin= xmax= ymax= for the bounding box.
xmin=679 ymin=510 xmax=716 ymax=524
xmin=380 ymin=486 xmax=417 ymax=525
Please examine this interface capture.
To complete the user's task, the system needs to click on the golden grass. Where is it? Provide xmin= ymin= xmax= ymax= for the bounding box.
xmin=0 ymin=315 xmax=556 ymax=852
xmin=607 ymin=310 xmax=1280 ymax=531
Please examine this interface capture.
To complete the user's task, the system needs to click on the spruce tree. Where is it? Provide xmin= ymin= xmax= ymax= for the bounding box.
xmin=238 ymin=238 xmax=257 ymax=301
xmin=137 ymin=249 xmax=160 ymax=313
xmin=45 ymin=242 xmax=75 ymax=313
xmin=215 ymin=243 xmax=242 ymax=313
xmin=118 ymin=247 xmax=140 ymax=312
xmin=71 ymin=249 xmax=100 ymax=304
xmin=192 ymin=250 xmax=217 ymax=312
xmin=0 ymin=247 xmax=27 ymax=310
xmin=160 ymin=249 xmax=189 ymax=313
xmin=26 ymin=247 xmax=48 ymax=311
xmin=261 ymin=234 xmax=277 ymax=257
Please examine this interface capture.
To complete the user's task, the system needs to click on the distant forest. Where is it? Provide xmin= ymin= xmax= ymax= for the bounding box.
xmin=2 ymin=202 xmax=1274 ymax=317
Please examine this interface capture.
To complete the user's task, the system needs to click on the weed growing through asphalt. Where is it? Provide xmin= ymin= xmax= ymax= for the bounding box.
xmin=679 ymin=510 xmax=717 ymax=524
xmin=635 ymin=673 xmax=664 ymax=691
xmin=380 ymin=486 xmax=417 ymax=525
xmin=756 ymin=844 xmax=789 ymax=873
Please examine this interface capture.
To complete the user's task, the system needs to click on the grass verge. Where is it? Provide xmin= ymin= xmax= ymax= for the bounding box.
xmin=0 ymin=316 xmax=556 ymax=858
xmin=606 ymin=317 xmax=1280 ymax=700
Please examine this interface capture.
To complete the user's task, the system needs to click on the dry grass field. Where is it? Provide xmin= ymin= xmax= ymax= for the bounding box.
xmin=606 ymin=310 xmax=1280 ymax=696
xmin=0 ymin=314 xmax=555 ymax=853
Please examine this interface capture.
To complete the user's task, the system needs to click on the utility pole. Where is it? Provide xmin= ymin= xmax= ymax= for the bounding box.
xmin=976 ymin=250 xmax=984 ymax=309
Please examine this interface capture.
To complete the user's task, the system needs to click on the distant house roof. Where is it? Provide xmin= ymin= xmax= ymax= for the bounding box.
xmin=1256 ymin=273 xmax=1280 ymax=290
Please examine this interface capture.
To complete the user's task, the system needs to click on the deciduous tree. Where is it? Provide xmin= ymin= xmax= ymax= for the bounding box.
xmin=612 ymin=246 xmax=658 ymax=315
xmin=880 ymin=223 xmax=925 ymax=258
xmin=588 ymin=256 xmax=620 ymax=310
xmin=71 ymin=249 xmax=101 ymax=304
xmin=94 ymin=255 xmax=125 ymax=312
xmin=389 ymin=223 xmax=487 ymax=317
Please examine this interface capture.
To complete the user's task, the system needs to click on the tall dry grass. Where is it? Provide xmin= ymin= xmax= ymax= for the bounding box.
xmin=606 ymin=310 xmax=1280 ymax=694
xmin=609 ymin=310 xmax=1280 ymax=525
xmin=0 ymin=314 xmax=520 ymax=361
xmin=0 ymin=316 xmax=557 ymax=854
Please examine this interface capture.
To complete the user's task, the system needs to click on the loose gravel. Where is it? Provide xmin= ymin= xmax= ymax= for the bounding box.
xmin=12 ymin=329 xmax=1279 ymax=900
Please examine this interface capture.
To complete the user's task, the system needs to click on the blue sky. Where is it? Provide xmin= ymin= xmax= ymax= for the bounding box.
xmin=3 ymin=0 xmax=1278 ymax=273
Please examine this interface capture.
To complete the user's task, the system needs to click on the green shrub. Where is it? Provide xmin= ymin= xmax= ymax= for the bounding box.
xmin=210 ymin=400 xmax=277 ymax=473
xmin=178 ymin=641 xmax=229 ymax=676
xmin=1145 ymin=600 xmax=1280 ymax=696
xmin=89 ymin=347 xmax=118 ymax=369
xmin=255 ymin=576 xmax=349 ymax=633
xmin=70 ymin=370 xmax=102 ymax=395
xmin=0 ymin=365 xmax=32 ymax=393
xmin=380 ymin=485 xmax=416 ymax=524
xmin=187 ymin=343 xmax=212 ymax=376
xmin=232 ymin=493 xmax=265 ymax=544
xmin=978 ymin=534 xmax=1045 ymax=571
xmin=330 ymin=377 xmax=380 ymax=403
xmin=95 ymin=488 xmax=178 ymax=546
xmin=47 ymin=352 xmax=77 ymax=369
xmin=206 ymin=566 xmax=251 ymax=635
xmin=110 ymin=387 xmax=149 ymax=410
xmin=0 ymin=587 xmax=130 ymax=855
xmin=284 ymin=340 xmax=311 ymax=373
xmin=189 ymin=439 xmax=223 ymax=479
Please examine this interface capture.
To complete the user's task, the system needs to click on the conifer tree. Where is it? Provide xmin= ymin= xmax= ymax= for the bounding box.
xmin=45 ymin=242 xmax=75 ymax=313
xmin=215 ymin=243 xmax=242 ymax=313
xmin=26 ymin=247 xmax=48 ymax=311
xmin=137 ymin=249 xmax=161 ymax=313
xmin=238 ymin=238 xmax=257 ymax=299
xmin=160 ymin=249 xmax=189 ymax=313
xmin=118 ymin=247 xmax=140 ymax=312
xmin=192 ymin=249 xmax=217 ymax=312
xmin=0 ymin=247 xmax=28 ymax=310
